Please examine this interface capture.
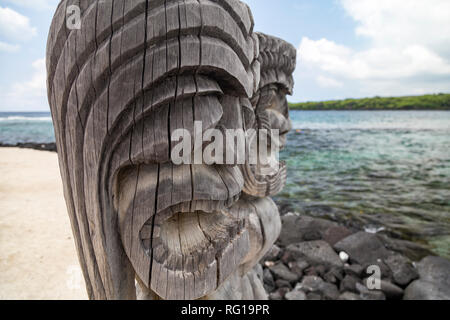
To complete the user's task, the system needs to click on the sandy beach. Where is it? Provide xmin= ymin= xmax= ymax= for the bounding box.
xmin=0 ymin=148 xmax=87 ymax=299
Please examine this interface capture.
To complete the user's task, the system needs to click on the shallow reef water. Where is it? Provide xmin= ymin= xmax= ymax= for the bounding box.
xmin=276 ymin=111 xmax=450 ymax=258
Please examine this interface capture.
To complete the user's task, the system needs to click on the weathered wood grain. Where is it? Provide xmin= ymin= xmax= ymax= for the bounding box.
xmin=47 ymin=0 xmax=295 ymax=300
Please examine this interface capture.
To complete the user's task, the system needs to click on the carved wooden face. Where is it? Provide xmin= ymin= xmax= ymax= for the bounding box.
xmin=113 ymin=90 xmax=292 ymax=299
xmin=47 ymin=0 xmax=295 ymax=300
xmin=112 ymin=89 xmax=293 ymax=300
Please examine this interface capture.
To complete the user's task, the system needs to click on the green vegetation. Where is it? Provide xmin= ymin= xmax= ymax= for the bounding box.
xmin=289 ymin=93 xmax=450 ymax=110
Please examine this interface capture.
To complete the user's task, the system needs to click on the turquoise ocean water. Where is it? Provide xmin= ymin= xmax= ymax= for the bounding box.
xmin=1 ymin=111 xmax=449 ymax=257
xmin=278 ymin=111 xmax=450 ymax=258
xmin=0 ymin=112 xmax=54 ymax=144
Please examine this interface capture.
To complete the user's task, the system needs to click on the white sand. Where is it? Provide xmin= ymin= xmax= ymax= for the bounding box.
xmin=0 ymin=148 xmax=87 ymax=299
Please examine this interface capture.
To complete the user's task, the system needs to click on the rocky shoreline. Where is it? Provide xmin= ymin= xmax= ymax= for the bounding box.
xmin=260 ymin=212 xmax=450 ymax=300
xmin=0 ymin=142 xmax=57 ymax=152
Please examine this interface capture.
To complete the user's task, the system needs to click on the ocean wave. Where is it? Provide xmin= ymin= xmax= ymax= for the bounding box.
xmin=291 ymin=121 xmax=450 ymax=131
xmin=0 ymin=116 xmax=53 ymax=122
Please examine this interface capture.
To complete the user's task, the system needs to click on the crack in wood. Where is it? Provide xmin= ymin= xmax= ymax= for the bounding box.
xmin=48 ymin=0 xmax=296 ymax=300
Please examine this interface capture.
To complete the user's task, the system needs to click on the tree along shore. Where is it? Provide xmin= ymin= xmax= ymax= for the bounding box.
xmin=289 ymin=93 xmax=450 ymax=111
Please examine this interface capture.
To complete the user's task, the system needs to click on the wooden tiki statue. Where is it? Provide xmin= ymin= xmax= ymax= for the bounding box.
xmin=47 ymin=0 xmax=296 ymax=300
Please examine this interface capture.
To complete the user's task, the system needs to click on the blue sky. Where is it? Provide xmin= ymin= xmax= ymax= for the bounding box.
xmin=0 ymin=0 xmax=449 ymax=111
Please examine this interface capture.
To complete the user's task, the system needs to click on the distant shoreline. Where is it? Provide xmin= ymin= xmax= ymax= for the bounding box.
xmin=0 ymin=142 xmax=56 ymax=152
xmin=289 ymin=93 xmax=450 ymax=111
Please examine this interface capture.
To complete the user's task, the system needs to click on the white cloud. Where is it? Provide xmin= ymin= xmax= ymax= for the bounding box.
xmin=0 ymin=58 xmax=49 ymax=111
xmin=0 ymin=40 xmax=20 ymax=52
xmin=3 ymin=0 xmax=59 ymax=11
xmin=11 ymin=58 xmax=47 ymax=96
xmin=300 ymin=38 xmax=450 ymax=80
xmin=297 ymin=0 xmax=450 ymax=98
xmin=0 ymin=6 xmax=37 ymax=41
xmin=316 ymin=75 xmax=343 ymax=88
xmin=341 ymin=0 xmax=450 ymax=57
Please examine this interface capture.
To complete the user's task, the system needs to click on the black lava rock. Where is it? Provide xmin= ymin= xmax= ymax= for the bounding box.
xmin=334 ymin=232 xmax=392 ymax=266
xmin=404 ymin=256 xmax=450 ymax=300
xmin=285 ymin=240 xmax=344 ymax=270
xmin=384 ymin=254 xmax=419 ymax=287
xmin=269 ymin=263 xmax=300 ymax=283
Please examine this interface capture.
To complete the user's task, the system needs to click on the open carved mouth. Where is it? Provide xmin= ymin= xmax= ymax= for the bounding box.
xmin=115 ymin=163 xmax=249 ymax=300
xmin=141 ymin=208 xmax=249 ymax=298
